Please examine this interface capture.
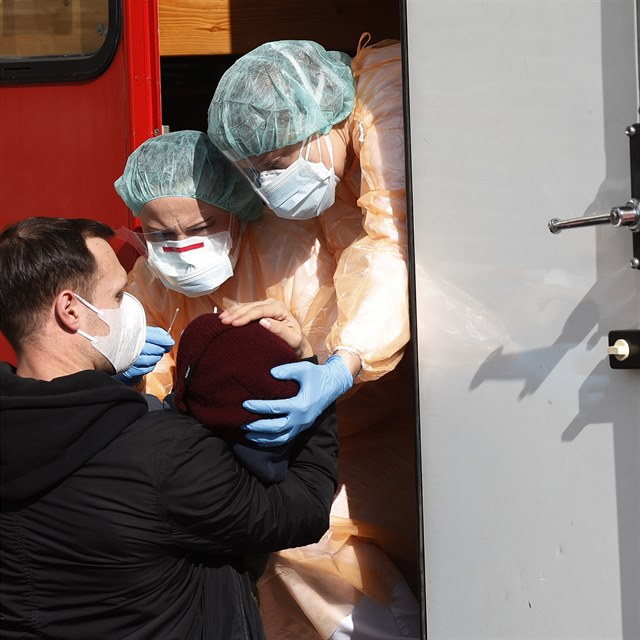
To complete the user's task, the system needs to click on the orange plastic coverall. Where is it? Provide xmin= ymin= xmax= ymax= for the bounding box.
xmin=126 ymin=37 xmax=417 ymax=640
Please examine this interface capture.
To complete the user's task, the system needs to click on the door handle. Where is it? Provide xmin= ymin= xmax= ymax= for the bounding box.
xmin=548 ymin=198 xmax=640 ymax=234
xmin=548 ymin=198 xmax=640 ymax=269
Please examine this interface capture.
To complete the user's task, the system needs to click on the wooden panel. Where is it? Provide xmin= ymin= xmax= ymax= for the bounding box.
xmin=159 ymin=0 xmax=401 ymax=56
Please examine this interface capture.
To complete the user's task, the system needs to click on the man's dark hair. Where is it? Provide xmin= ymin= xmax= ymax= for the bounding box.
xmin=0 ymin=217 xmax=115 ymax=350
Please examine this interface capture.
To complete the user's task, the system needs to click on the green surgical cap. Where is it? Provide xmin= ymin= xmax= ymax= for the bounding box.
xmin=208 ymin=40 xmax=355 ymax=160
xmin=114 ymin=130 xmax=263 ymax=221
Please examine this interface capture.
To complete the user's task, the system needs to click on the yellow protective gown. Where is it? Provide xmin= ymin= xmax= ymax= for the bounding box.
xmin=126 ymin=36 xmax=417 ymax=640
xmin=321 ymin=36 xmax=410 ymax=384
xmin=126 ymin=211 xmax=337 ymax=400
xmin=255 ymin=38 xmax=418 ymax=640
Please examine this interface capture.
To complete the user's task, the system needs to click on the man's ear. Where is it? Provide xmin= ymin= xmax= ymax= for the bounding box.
xmin=55 ymin=290 xmax=81 ymax=333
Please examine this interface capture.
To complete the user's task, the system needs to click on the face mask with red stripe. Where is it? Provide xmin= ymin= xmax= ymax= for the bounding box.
xmin=146 ymin=230 xmax=234 ymax=298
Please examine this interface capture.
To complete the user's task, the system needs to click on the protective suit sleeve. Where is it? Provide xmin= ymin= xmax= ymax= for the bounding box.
xmin=320 ymin=40 xmax=410 ymax=382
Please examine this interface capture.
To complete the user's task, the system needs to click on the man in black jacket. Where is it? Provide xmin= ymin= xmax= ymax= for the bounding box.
xmin=0 ymin=217 xmax=339 ymax=639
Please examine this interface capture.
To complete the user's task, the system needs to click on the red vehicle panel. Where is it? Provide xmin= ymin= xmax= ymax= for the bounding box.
xmin=0 ymin=0 xmax=161 ymax=365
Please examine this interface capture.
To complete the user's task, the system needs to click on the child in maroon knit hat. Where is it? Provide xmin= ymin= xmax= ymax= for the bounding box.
xmin=172 ymin=312 xmax=303 ymax=483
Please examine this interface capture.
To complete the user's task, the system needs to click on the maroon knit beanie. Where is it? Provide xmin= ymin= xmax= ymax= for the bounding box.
xmin=173 ymin=313 xmax=299 ymax=435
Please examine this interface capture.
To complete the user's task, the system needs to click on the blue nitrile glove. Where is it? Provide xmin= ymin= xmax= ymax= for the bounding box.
xmin=242 ymin=354 xmax=353 ymax=447
xmin=114 ymin=326 xmax=174 ymax=385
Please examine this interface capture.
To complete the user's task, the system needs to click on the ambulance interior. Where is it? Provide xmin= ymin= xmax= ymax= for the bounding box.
xmin=158 ymin=1 xmax=402 ymax=132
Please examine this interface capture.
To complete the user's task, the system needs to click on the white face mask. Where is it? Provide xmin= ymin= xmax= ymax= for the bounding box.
xmin=258 ymin=134 xmax=337 ymax=220
xmin=75 ymin=292 xmax=147 ymax=374
xmin=146 ymin=229 xmax=234 ymax=298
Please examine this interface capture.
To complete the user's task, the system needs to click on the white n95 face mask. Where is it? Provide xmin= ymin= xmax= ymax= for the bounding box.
xmin=258 ymin=134 xmax=337 ymax=220
xmin=146 ymin=230 xmax=234 ymax=298
xmin=75 ymin=292 xmax=147 ymax=374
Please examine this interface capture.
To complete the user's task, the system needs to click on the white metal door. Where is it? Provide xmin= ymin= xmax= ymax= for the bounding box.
xmin=405 ymin=1 xmax=639 ymax=637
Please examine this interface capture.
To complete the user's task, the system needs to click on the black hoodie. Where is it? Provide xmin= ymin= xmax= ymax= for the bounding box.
xmin=0 ymin=362 xmax=338 ymax=639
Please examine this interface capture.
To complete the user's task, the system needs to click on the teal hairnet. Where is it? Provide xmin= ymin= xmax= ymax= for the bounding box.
xmin=114 ymin=130 xmax=263 ymax=221
xmin=208 ymin=40 xmax=355 ymax=160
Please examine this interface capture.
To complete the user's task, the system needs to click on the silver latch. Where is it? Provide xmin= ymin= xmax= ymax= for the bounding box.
xmin=548 ymin=198 xmax=640 ymax=268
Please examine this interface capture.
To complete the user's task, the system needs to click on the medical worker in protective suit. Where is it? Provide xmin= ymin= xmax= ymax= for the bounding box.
xmin=207 ymin=35 xmax=420 ymax=640
xmin=115 ymin=129 xmax=340 ymax=405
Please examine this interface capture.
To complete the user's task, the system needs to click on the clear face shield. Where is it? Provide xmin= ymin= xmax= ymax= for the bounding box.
xmin=115 ymin=207 xmax=243 ymax=297
xmin=223 ymin=142 xmax=303 ymax=193
xmin=226 ymin=134 xmax=337 ymax=220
